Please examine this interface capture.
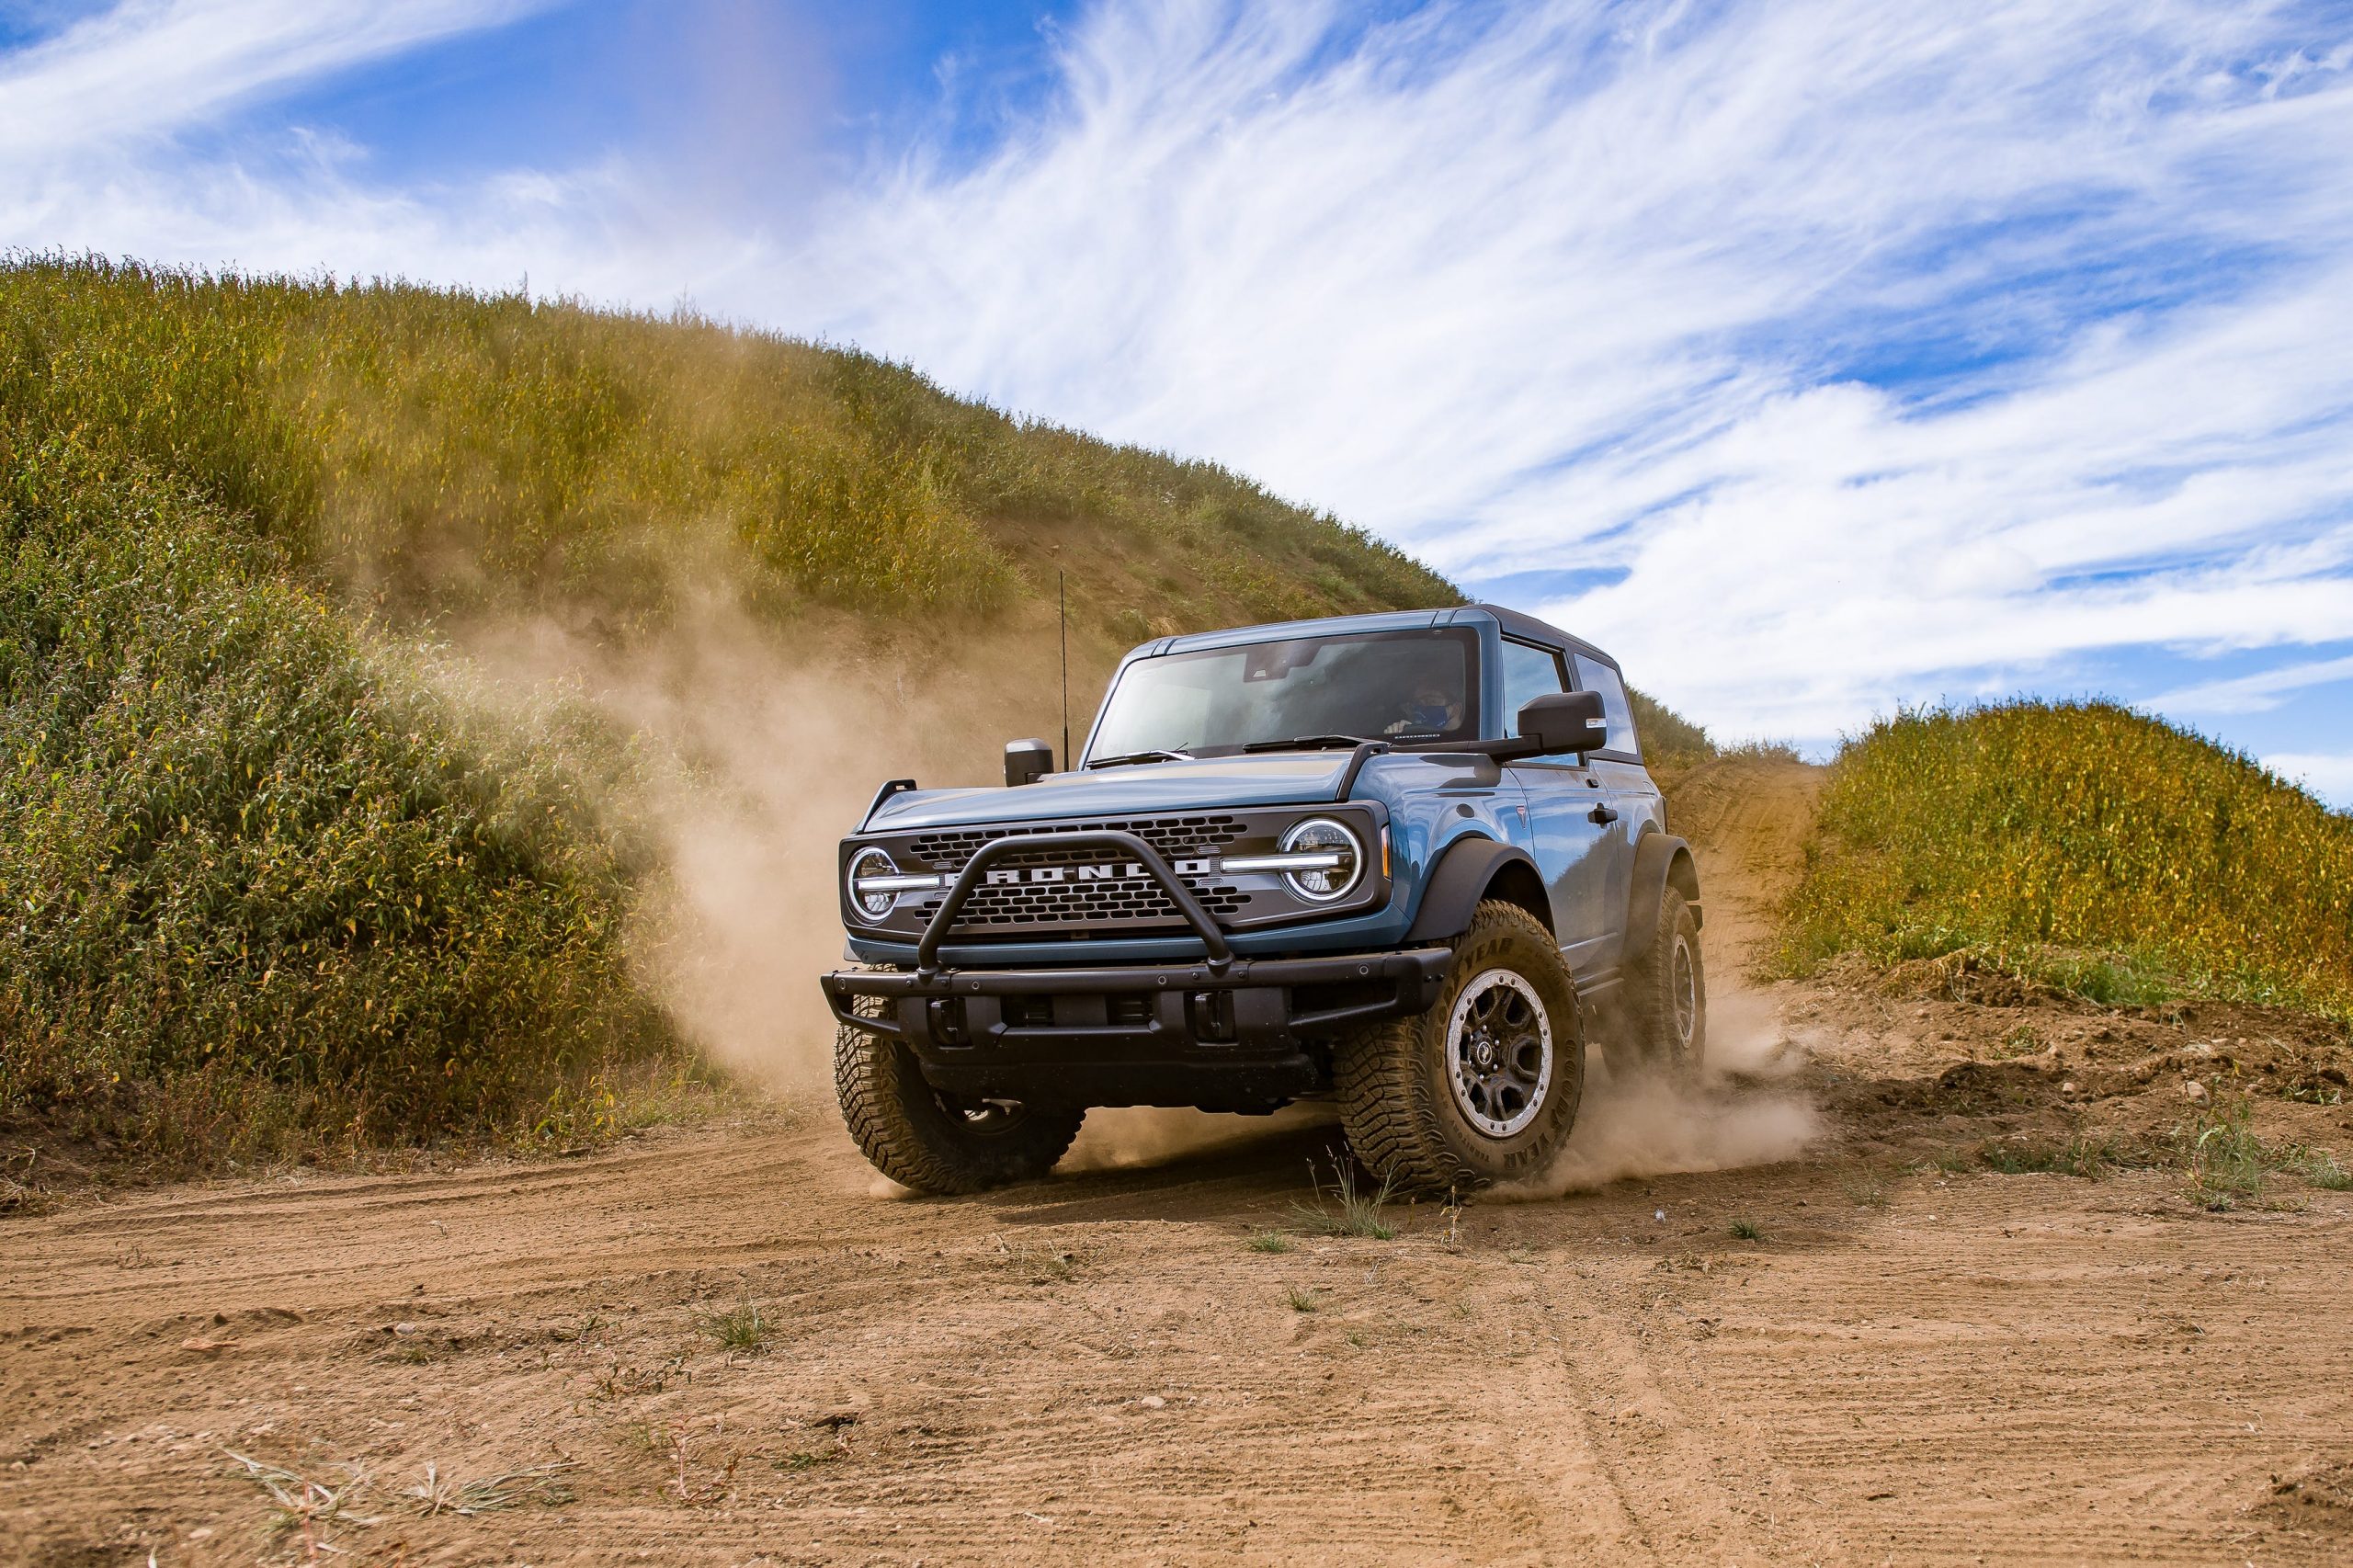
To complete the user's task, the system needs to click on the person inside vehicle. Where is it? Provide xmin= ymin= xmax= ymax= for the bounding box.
xmin=1386 ymin=681 xmax=1462 ymax=736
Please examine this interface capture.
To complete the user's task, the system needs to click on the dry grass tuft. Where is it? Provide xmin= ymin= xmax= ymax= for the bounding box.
xmin=1290 ymin=1156 xmax=1398 ymax=1240
xmin=2294 ymin=1148 xmax=2353 ymax=1190
xmin=1977 ymin=1132 xmax=2133 ymax=1180
xmin=406 ymin=1460 xmax=581 ymax=1517
xmin=1841 ymin=1174 xmax=1891 ymax=1209
xmin=223 ymin=1450 xmax=380 ymax=1545
xmin=697 ymin=1301 xmax=774 ymax=1355
xmin=2165 ymin=1095 xmax=2347 ymax=1209
xmin=992 ymin=1234 xmax=1080 ymax=1282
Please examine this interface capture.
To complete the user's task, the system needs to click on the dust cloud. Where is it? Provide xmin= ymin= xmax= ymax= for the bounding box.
xmin=450 ymin=585 xmax=1094 ymax=1091
xmin=1497 ymin=977 xmax=1821 ymax=1200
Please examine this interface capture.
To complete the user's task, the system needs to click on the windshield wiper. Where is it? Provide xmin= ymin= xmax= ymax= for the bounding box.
xmin=1084 ymin=748 xmax=1194 ymax=770
xmin=1240 ymin=733 xmax=1381 ymax=754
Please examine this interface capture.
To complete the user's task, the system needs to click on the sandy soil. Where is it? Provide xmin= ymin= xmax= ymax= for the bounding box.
xmin=6 ymin=758 xmax=2351 ymax=1566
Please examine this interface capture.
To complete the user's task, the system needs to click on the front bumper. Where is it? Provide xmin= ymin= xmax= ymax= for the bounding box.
xmin=820 ymin=947 xmax=1451 ymax=1108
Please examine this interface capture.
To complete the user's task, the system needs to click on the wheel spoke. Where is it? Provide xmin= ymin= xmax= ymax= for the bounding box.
xmin=1509 ymin=1039 xmax=1546 ymax=1084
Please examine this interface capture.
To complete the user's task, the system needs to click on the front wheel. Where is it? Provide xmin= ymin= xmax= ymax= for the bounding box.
xmin=1333 ymin=900 xmax=1585 ymax=1195
xmin=834 ymin=1006 xmax=1085 ymax=1194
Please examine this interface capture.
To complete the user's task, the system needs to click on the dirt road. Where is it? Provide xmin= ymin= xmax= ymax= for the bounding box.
xmin=6 ymin=759 xmax=2350 ymax=1565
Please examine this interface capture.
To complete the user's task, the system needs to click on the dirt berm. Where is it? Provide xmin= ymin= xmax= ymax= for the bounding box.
xmin=4 ymin=757 xmax=2350 ymax=1564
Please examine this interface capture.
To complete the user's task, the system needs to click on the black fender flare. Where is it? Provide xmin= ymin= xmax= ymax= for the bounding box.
xmin=1620 ymin=831 xmax=1701 ymax=968
xmin=1404 ymin=836 xmax=1548 ymax=943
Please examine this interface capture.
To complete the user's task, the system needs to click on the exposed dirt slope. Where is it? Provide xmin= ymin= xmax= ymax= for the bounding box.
xmin=5 ymin=757 xmax=2350 ymax=1565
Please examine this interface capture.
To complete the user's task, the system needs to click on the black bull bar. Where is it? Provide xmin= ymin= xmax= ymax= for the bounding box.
xmin=818 ymin=830 xmax=1451 ymax=1107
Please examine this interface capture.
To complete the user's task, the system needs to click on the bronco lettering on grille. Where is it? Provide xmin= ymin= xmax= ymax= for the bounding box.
xmin=983 ymin=858 xmax=1212 ymax=885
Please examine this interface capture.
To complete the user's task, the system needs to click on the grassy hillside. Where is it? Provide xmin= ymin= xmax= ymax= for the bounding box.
xmin=1 ymin=255 xmax=1451 ymax=638
xmin=1778 ymin=701 xmax=2353 ymax=1020
xmin=1 ymin=255 xmax=1561 ymax=1167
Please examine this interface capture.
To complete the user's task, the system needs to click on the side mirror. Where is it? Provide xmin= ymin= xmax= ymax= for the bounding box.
xmin=1004 ymin=738 xmax=1054 ymax=787
xmin=1515 ymin=690 xmax=1608 ymax=757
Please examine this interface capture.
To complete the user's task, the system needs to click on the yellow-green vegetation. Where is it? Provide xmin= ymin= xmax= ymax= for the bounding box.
xmin=0 ymin=427 xmax=672 ymax=1165
xmin=2 ymin=254 xmax=1449 ymax=632
xmin=2175 ymin=1100 xmax=2353 ymax=1208
xmin=2184 ymin=1096 xmax=2270 ymax=1210
xmin=1779 ymin=701 xmax=2353 ymax=1019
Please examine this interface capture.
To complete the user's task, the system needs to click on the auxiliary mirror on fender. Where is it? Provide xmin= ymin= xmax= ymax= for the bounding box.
xmin=1515 ymin=690 xmax=1608 ymax=757
xmin=1004 ymin=738 xmax=1054 ymax=788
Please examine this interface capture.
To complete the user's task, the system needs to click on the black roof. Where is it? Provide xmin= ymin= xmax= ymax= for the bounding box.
xmin=1453 ymin=603 xmax=1620 ymax=671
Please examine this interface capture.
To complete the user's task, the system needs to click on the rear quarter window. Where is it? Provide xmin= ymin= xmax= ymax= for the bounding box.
xmin=1571 ymin=653 xmax=1640 ymax=757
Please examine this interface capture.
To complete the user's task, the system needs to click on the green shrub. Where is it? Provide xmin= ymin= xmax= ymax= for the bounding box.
xmin=1777 ymin=701 xmax=2353 ymax=1018
xmin=0 ymin=429 xmax=673 ymax=1164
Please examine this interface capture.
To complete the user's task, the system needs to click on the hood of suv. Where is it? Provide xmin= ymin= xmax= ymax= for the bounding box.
xmin=863 ymin=753 xmax=1357 ymax=832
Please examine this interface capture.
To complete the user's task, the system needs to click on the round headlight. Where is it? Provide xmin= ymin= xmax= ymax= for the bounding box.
xmin=1279 ymin=817 xmax=1364 ymax=902
xmin=845 ymin=845 xmax=898 ymax=922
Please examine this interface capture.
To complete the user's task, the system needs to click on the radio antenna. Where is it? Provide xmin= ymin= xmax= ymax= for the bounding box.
xmin=1058 ymin=570 xmax=1071 ymax=767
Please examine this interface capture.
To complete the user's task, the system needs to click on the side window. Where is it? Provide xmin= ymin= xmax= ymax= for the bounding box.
xmin=1571 ymin=653 xmax=1639 ymax=756
xmin=1499 ymin=639 xmax=1566 ymax=736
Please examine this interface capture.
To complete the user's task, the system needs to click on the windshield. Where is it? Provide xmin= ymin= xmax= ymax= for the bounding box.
xmin=1086 ymin=628 xmax=1481 ymax=760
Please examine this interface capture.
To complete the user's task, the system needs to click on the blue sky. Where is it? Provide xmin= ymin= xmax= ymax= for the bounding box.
xmin=4 ymin=0 xmax=2350 ymax=802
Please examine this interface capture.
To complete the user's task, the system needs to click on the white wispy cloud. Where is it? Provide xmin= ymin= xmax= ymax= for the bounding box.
xmin=2145 ymin=652 xmax=2353 ymax=714
xmin=0 ymin=0 xmax=551 ymax=156
xmin=3 ymin=0 xmax=2351 ymax=765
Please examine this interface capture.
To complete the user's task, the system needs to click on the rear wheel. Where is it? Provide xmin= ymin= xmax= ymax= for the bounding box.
xmin=834 ymin=1001 xmax=1085 ymax=1194
xmin=1333 ymin=901 xmax=1584 ymax=1195
xmin=1621 ymin=889 xmax=1705 ymax=1081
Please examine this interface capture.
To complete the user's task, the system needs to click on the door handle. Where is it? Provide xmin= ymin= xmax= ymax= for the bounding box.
xmin=1588 ymin=803 xmax=1619 ymax=825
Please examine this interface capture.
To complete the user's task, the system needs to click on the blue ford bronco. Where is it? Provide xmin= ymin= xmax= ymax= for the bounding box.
xmin=820 ymin=605 xmax=1704 ymax=1196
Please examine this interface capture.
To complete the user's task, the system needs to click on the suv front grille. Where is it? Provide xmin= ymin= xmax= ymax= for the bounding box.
xmin=908 ymin=834 xmax=1250 ymax=932
xmin=847 ymin=805 xmax=1384 ymax=942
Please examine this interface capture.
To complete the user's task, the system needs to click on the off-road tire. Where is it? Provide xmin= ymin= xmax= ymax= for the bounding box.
xmin=834 ymin=997 xmax=1085 ymax=1194
xmin=1333 ymin=900 xmax=1585 ymax=1196
xmin=1620 ymin=889 xmax=1705 ymax=1081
